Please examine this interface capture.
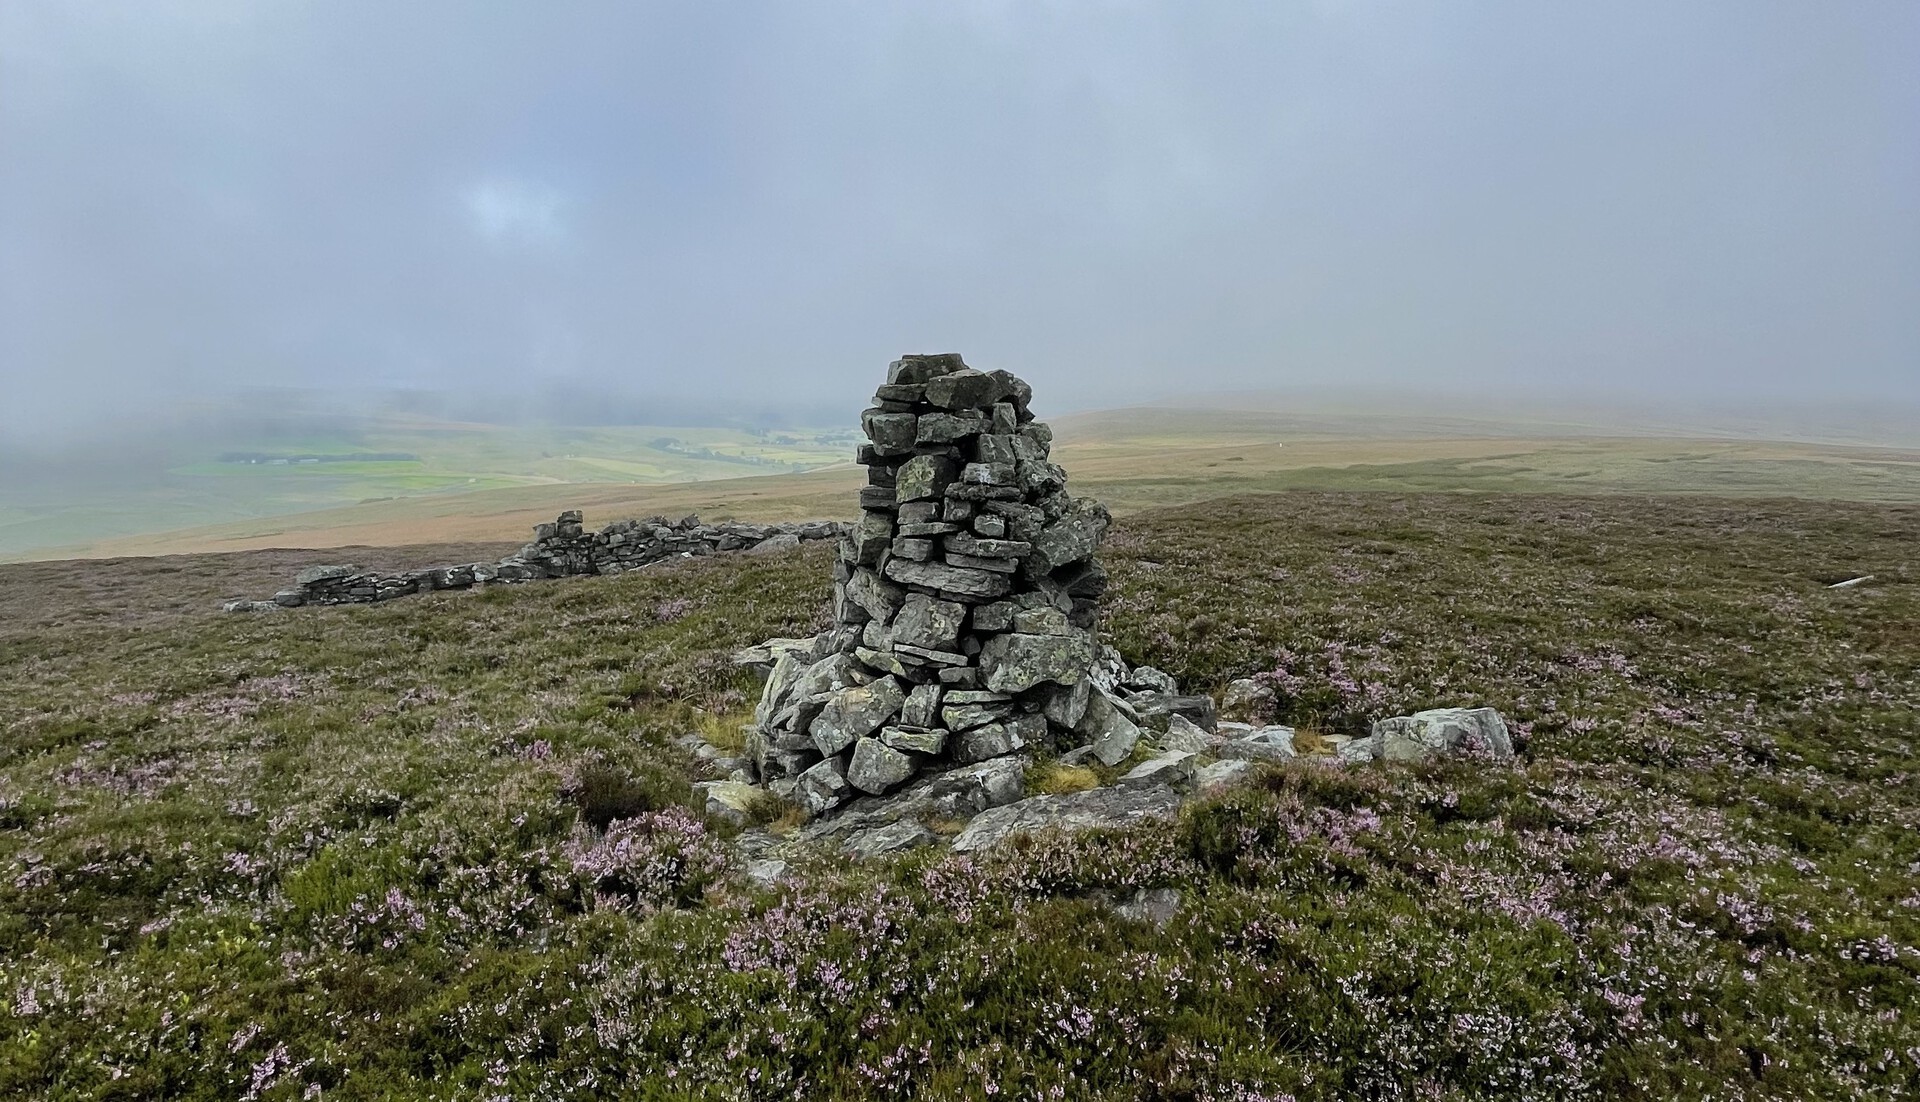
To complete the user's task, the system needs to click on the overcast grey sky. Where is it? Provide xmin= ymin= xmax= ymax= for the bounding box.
xmin=3 ymin=1 xmax=1915 ymax=443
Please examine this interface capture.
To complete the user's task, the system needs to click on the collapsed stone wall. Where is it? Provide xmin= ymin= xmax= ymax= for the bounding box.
xmin=748 ymin=353 xmax=1119 ymax=814
xmin=223 ymin=511 xmax=840 ymax=611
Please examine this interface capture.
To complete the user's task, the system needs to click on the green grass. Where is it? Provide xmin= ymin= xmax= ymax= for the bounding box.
xmin=1 ymin=491 xmax=1916 ymax=1099
xmin=0 ymin=419 xmax=856 ymax=558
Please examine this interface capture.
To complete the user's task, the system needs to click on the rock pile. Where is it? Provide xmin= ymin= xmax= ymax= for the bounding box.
xmin=747 ymin=353 xmax=1118 ymax=814
xmin=223 ymin=511 xmax=840 ymax=612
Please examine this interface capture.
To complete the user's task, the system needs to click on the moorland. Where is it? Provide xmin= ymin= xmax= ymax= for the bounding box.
xmin=2 ymin=480 xmax=1915 ymax=1098
xmin=12 ymin=403 xmax=1920 ymax=562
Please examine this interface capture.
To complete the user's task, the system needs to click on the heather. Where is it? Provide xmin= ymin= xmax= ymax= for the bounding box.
xmin=1 ymin=491 xmax=1915 ymax=1100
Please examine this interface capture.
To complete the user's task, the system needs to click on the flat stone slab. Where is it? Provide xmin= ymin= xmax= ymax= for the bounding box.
xmin=950 ymin=785 xmax=1184 ymax=853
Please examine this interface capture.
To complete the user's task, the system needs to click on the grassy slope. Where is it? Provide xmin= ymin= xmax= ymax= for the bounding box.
xmin=2 ymin=492 xmax=1916 ymax=1099
xmin=22 ymin=410 xmax=1920 ymax=561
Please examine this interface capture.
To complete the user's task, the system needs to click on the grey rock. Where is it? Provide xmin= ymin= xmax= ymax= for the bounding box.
xmin=697 ymin=780 xmax=762 ymax=826
xmin=1028 ymin=497 xmax=1111 ymax=575
xmin=1118 ymin=750 xmax=1198 ymax=788
xmin=951 ymin=785 xmax=1184 ymax=853
xmin=796 ymin=755 xmax=852 ymax=817
xmin=843 ymin=819 xmax=939 ymax=859
xmin=1160 ymin=714 xmax=1217 ymax=754
xmin=1011 ymin=606 xmax=1072 ymax=635
xmin=1056 ymin=744 xmax=1097 ymax=766
xmin=862 ymin=410 xmax=919 ymax=453
xmin=1220 ymin=678 xmax=1275 ymax=724
xmin=891 ymin=592 xmax=967 ymax=652
xmin=848 ymin=737 xmax=918 ymax=795
xmin=924 ymin=368 xmax=1010 ymax=410
xmin=900 ymin=682 xmax=943 ymax=728
xmin=1371 ymin=707 xmax=1514 ymax=762
xmin=1123 ymin=666 xmax=1179 ymax=695
xmin=941 ymin=700 xmax=1013 ymax=730
xmin=849 ymin=511 xmax=894 ymax=565
xmin=1335 ymin=736 xmax=1377 ymax=764
xmin=1217 ymin=726 xmax=1297 ymax=762
xmin=295 ymin=564 xmax=359 ymax=585
xmin=888 ymin=353 xmax=969 ymax=385
xmin=855 ymin=646 xmax=911 ymax=678
xmin=895 ymin=454 xmax=958 ymax=502
xmin=952 ymin=721 xmax=1018 ymax=764
xmin=1077 ymin=688 xmax=1142 ymax=767
xmin=745 ymin=858 xmax=790 ymax=888
xmin=883 ymin=558 xmax=1014 ymax=600
xmin=916 ymin=412 xmax=991 ymax=445
xmin=748 ymin=532 xmax=801 ymax=555
xmin=880 ymin=725 xmax=947 ymax=755
xmin=1130 ymin=693 xmax=1218 ymax=734
xmin=844 ymin=568 xmax=905 ymax=624
xmin=793 ymin=652 xmax=873 ymax=701
xmin=1192 ymin=758 xmax=1257 ymax=791
xmin=810 ymin=676 xmax=907 ymax=757
xmin=1040 ymin=679 xmax=1092 ymax=728
xmin=946 ymin=552 xmax=1020 ymax=574
xmin=979 ymin=630 xmax=1097 ymax=693
xmin=893 ymin=643 xmax=969 ymax=666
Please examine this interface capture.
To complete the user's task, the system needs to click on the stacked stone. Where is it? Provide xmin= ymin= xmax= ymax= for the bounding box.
xmin=228 ymin=511 xmax=840 ymax=611
xmin=523 ymin=512 xmax=840 ymax=576
xmin=748 ymin=354 xmax=1113 ymax=815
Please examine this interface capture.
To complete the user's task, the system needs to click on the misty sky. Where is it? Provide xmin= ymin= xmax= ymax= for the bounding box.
xmin=3 ymin=1 xmax=1916 ymax=444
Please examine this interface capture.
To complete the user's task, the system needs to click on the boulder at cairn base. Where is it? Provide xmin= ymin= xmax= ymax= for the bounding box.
xmin=744 ymin=352 xmax=1114 ymax=814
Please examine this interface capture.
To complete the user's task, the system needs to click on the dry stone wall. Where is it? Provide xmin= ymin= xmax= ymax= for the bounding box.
xmin=748 ymin=353 xmax=1116 ymax=814
xmin=223 ymin=511 xmax=840 ymax=611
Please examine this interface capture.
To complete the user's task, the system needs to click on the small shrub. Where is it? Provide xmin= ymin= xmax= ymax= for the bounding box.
xmin=565 ymin=807 xmax=729 ymax=911
xmin=569 ymin=759 xmax=679 ymax=830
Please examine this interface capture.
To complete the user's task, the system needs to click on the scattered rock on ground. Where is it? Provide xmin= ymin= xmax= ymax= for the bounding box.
xmin=951 ymin=785 xmax=1184 ymax=853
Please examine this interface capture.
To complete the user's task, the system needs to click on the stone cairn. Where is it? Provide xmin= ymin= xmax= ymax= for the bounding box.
xmin=224 ymin=511 xmax=840 ymax=611
xmin=748 ymin=354 xmax=1118 ymax=816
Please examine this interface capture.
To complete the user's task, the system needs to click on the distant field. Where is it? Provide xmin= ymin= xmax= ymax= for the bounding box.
xmin=14 ymin=403 xmax=1920 ymax=562
xmin=0 ymin=418 xmax=857 ymax=559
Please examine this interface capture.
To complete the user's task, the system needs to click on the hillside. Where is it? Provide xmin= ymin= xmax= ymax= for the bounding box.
xmin=2 ymin=491 xmax=1915 ymax=1098
xmin=15 ymin=405 xmax=1920 ymax=561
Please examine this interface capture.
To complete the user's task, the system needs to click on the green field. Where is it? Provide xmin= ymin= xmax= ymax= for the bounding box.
xmin=0 ymin=419 xmax=857 ymax=559
xmin=2 ymin=491 xmax=1915 ymax=1098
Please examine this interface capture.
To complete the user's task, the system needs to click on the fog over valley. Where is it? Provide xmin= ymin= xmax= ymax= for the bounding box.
xmin=3 ymin=1 xmax=1915 ymax=452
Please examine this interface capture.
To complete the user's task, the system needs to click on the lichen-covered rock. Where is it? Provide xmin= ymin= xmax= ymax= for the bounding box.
xmin=880 ymin=726 xmax=947 ymax=755
xmin=979 ymin=630 xmax=1098 ymax=694
xmin=1371 ymin=707 xmax=1514 ymax=762
xmin=1217 ymin=725 xmax=1297 ymax=762
xmin=1118 ymin=750 xmax=1198 ymax=788
xmin=1160 ymin=714 xmax=1218 ymax=754
xmin=847 ymin=737 xmax=917 ymax=795
xmin=891 ymin=593 xmax=967 ymax=652
xmin=1192 ymin=758 xmax=1257 ymax=791
xmin=697 ymin=781 xmax=762 ymax=825
xmin=810 ymin=677 xmax=907 ymax=757
xmin=1027 ymin=498 xmax=1112 ymax=576
xmin=842 ymin=820 xmax=938 ymax=858
xmin=950 ymin=785 xmax=1183 ymax=853
xmin=1077 ymin=688 xmax=1142 ymax=767
xmin=796 ymin=755 xmax=852 ymax=817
